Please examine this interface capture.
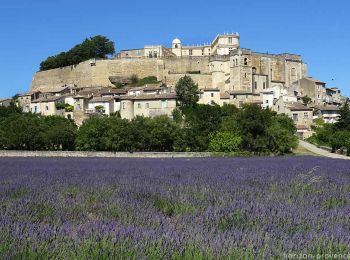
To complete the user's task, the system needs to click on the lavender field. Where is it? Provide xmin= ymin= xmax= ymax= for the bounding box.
xmin=0 ymin=157 xmax=350 ymax=258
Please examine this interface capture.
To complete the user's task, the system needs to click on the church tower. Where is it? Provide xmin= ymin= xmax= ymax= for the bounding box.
xmin=172 ymin=38 xmax=182 ymax=57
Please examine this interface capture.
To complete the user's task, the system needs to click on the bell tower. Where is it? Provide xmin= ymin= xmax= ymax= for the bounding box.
xmin=172 ymin=38 xmax=182 ymax=57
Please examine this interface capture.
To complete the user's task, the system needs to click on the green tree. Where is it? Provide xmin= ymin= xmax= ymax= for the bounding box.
xmin=0 ymin=103 xmax=22 ymax=118
xmin=302 ymin=96 xmax=312 ymax=105
xmin=237 ymin=104 xmax=274 ymax=154
xmin=95 ymin=105 xmax=105 ymax=113
xmin=0 ymin=113 xmax=46 ymax=150
xmin=130 ymin=74 xmax=139 ymax=85
xmin=41 ymin=116 xmax=77 ymax=150
xmin=175 ymin=76 xmax=199 ymax=107
xmin=335 ymin=102 xmax=350 ymax=131
xmin=40 ymin=35 xmax=115 ymax=71
xmin=104 ymin=117 xmax=133 ymax=152
xmin=208 ymin=131 xmax=241 ymax=153
xmin=311 ymin=123 xmax=334 ymax=146
xmin=267 ymin=114 xmax=298 ymax=154
xmin=329 ymin=130 xmax=350 ymax=154
xmin=148 ymin=116 xmax=182 ymax=152
xmin=76 ymin=117 xmax=111 ymax=151
xmin=129 ymin=116 xmax=152 ymax=151
xmin=181 ymin=104 xmax=222 ymax=151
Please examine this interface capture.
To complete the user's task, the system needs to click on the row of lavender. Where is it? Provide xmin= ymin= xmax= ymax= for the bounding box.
xmin=0 ymin=157 xmax=349 ymax=258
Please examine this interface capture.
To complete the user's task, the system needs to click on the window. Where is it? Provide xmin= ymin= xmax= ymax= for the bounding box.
xmin=161 ymin=100 xmax=167 ymax=108
xmin=265 ymin=100 xmax=269 ymax=104
xmin=211 ymin=93 xmax=214 ymax=97
xmin=189 ymin=49 xmax=193 ymax=55
xmin=235 ymin=58 xmax=238 ymax=66
xmin=304 ymin=112 xmax=309 ymax=118
xmin=254 ymin=82 xmax=257 ymax=89
xmin=153 ymin=51 xmax=158 ymax=58
xmin=146 ymin=103 xmax=149 ymax=108
xmin=292 ymin=113 xmax=298 ymax=121
xmin=252 ymin=67 xmax=257 ymax=74
xmin=263 ymin=82 xmax=266 ymax=89
xmin=137 ymin=103 xmax=141 ymax=109
xmin=174 ymin=44 xmax=178 ymax=49
xmin=244 ymin=58 xmax=248 ymax=65
xmin=46 ymin=106 xmax=49 ymax=111
xmin=202 ymin=49 xmax=204 ymax=55
xmin=148 ymin=52 xmax=153 ymax=58
xmin=244 ymin=73 xmax=247 ymax=78
xmin=228 ymin=37 xmax=232 ymax=44
xmin=291 ymin=68 xmax=297 ymax=82
xmin=122 ymin=102 xmax=126 ymax=109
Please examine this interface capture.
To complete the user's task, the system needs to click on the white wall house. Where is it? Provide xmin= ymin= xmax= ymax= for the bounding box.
xmin=87 ymin=97 xmax=114 ymax=115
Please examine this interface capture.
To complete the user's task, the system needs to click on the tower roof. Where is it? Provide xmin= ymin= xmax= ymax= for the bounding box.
xmin=172 ymin=38 xmax=181 ymax=44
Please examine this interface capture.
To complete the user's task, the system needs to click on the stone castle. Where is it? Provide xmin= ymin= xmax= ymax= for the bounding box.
xmin=11 ymin=32 xmax=344 ymax=139
xmin=31 ymin=33 xmax=307 ymax=97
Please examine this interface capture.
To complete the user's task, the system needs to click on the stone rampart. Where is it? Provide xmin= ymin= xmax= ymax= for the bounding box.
xmin=31 ymin=59 xmax=161 ymax=90
xmin=31 ymin=57 xmax=213 ymax=90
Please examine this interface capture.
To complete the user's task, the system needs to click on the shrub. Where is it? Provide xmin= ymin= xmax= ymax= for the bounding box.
xmin=208 ymin=131 xmax=241 ymax=153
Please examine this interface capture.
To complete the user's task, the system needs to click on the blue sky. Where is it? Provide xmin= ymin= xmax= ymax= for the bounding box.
xmin=0 ymin=0 xmax=349 ymax=99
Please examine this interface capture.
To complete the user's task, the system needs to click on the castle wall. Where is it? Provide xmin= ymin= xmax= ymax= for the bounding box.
xmin=163 ymin=56 xmax=210 ymax=74
xmin=31 ymin=59 xmax=161 ymax=90
xmin=165 ymin=74 xmax=212 ymax=88
xmin=31 ymin=57 xmax=212 ymax=91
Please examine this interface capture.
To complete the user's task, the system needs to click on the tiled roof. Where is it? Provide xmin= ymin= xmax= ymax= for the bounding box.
xmin=31 ymin=96 xmax=63 ymax=103
xmin=314 ymin=105 xmax=340 ymax=111
xmin=121 ymin=93 xmax=177 ymax=101
xmin=143 ymin=84 xmax=163 ymax=91
xmin=90 ymin=97 xmax=115 ymax=102
xmin=37 ymin=86 xmax=69 ymax=93
xmin=287 ymin=102 xmax=312 ymax=111
xmin=100 ymin=88 xmax=127 ymax=95
xmin=201 ymin=88 xmax=220 ymax=92
xmin=220 ymin=92 xmax=230 ymax=99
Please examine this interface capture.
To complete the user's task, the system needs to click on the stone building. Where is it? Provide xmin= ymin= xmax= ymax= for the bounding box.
xmin=297 ymin=77 xmax=326 ymax=105
xmin=120 ymin=93 xmax=177 ymax=120
xmin=31 ymin=33 xmax=310 ymax=110
xmin=7 ymin=31 xmax=343 ymax=131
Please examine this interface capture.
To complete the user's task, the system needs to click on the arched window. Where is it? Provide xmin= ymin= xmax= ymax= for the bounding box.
xmin=244 ymin=58 xmax=248 ymax=65
xmin=252 ymin=67 xmax=257 ymax=74
xmin=175 ymin=44 xmax=178 ymax=49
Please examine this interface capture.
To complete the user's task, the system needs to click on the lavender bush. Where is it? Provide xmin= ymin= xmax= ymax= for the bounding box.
xmin=0 ymin=157 xmax=349 ymax=258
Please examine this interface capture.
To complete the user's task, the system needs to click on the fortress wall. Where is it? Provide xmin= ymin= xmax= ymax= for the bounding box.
xmin=31 ymin=57 xmax=215 ymax=91
xmin=163 ymin=57 xmax=210 ymax=74
xmin=165 ymin=74 xmax=212 ymax=88
xmin=31 ymin=59 xmax=161 ymax=90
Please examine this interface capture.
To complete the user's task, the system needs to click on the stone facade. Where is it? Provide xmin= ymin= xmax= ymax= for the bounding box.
xmin=31 ymin=33 xmax=309 ymax=108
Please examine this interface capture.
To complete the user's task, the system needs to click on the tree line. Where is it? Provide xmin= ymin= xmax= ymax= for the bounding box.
xmin=0 ymin=104 xmax=297 ymax=155
xmin=0 ymin=104 xmax=76 ymax=150
xmin=39 ymin=36 xmax=115 ymax=71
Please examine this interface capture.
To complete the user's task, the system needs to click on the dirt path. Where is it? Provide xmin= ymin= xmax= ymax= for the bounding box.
xmin=299 ymin=140 xmax=350 ymax=160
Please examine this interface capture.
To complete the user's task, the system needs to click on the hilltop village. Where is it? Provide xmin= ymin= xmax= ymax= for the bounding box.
xmin=1 ymin=33 xmax=348 ymax=139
